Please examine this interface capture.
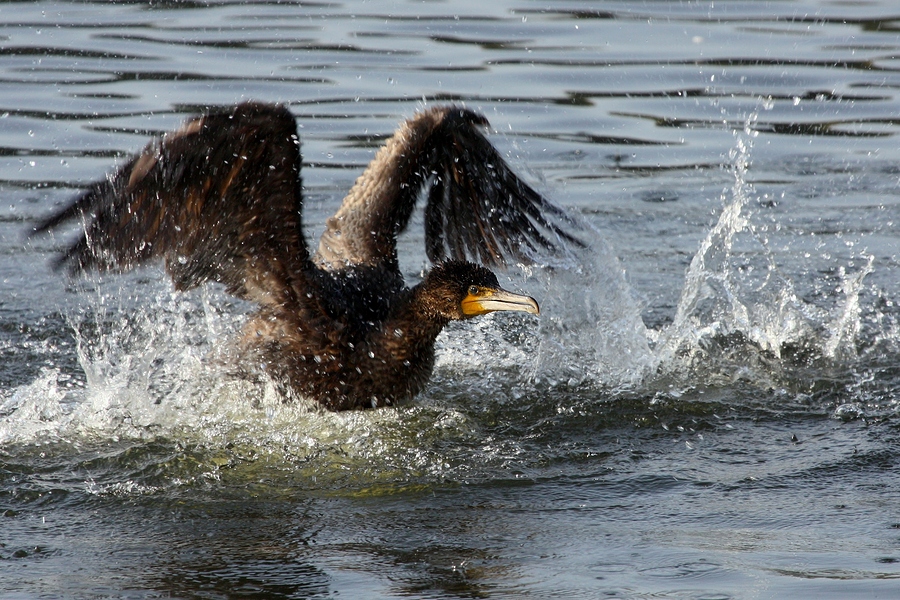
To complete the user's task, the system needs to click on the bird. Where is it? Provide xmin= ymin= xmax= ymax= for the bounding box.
xmin=34 ymin=101 xmax=579 ymax=410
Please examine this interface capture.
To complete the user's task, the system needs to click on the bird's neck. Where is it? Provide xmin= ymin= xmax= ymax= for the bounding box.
xmin=375 ymin=284 xmax=449 ymax=361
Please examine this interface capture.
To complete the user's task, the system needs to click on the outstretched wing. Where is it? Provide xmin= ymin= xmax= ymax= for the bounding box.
xmin=314 ymin=106 xmax=581 ymax=271
xmin=34 ymin=102 xmax=311 ymax=307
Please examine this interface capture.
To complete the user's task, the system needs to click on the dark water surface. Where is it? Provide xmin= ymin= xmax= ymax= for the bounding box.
xmin=2 ymin=1 xmax=900 ymax=598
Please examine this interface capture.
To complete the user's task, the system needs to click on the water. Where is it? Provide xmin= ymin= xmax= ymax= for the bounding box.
xmin=2 ymin=1 xmax=900 ymax=597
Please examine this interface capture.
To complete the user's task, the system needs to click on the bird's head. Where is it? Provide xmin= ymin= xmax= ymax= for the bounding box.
xmin=420 ymin=260 xmax=540 ymax=321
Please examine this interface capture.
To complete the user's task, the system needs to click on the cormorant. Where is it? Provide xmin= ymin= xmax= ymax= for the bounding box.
xmin=34 ymin=102 xmax=579 ymax=410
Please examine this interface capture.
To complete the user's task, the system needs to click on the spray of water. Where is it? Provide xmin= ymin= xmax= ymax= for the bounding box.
xmin=3 ymin=110 xmax=887 ymax=455
xmin=643 ymin=115 xmax=876 ymax=392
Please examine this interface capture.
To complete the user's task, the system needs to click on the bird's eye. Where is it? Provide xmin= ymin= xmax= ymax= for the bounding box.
xmin=468 ymin=286 xmax=479 ymax=296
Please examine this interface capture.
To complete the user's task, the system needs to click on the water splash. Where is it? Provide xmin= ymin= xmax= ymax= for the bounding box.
xmin=528 ymin=238 xmax=657 ymax=392
xmin=0 ymin=275 xmax=506 ymax=492
xmin=822 ymin=256 xmax=874 ymax=360
xmin=2 ymin=113 xmax=888 ymax=456
xmin=644 ymin=116 xmax=875 ymax=391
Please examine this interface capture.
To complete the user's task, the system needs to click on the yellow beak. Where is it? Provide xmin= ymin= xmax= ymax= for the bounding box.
xmin=461 ymin=287 xmax=540 ymax=317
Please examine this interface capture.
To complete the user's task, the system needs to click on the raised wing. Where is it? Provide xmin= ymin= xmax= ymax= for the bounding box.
xmin=315 ymin=106 xmax=581 ymax=270
xmin=34 ymin=102 xmax=310 ymax=307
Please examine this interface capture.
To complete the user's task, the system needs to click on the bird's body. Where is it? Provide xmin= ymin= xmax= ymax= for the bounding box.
xmin=35 ymin=102 xmax=577 ymax=410
xmin=242 ymin=261 xmax=524 ymax=410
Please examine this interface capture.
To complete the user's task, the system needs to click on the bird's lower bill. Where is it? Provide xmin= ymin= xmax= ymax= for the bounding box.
xmin=461 ymin=288 xmax=540 ymax=317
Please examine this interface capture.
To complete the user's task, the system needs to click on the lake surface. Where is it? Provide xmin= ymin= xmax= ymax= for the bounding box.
xmin=2 ymin=1 xmax=900 ymax=598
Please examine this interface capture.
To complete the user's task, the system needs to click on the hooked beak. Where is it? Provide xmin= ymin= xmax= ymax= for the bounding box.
xmin=461 ymin=287 xmax=540 ymax=317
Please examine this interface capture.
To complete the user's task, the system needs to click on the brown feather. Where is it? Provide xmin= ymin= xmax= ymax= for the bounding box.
xmin=34 ymin=102 xmax=572 ymax=409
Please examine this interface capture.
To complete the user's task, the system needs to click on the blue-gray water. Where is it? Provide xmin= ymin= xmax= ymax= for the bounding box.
xmin=2 ymin=1 xmax=900 ymax=598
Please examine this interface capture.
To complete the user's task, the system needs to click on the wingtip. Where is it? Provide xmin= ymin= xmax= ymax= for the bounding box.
xmin=30 ymin=183 xmax=101 ymax=237
xmin=433 ymin=104 xmax=491 ymax=131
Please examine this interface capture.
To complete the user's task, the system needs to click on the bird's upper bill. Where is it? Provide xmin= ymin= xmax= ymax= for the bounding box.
xmin=461 ymin=286 xmax=540 ymax=317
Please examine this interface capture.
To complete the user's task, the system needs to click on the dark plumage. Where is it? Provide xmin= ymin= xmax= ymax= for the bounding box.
xmin=34 ymin=102 xmax=578 ymax=410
